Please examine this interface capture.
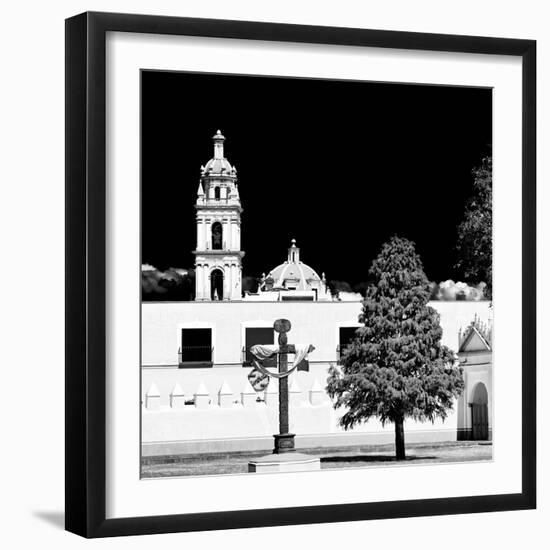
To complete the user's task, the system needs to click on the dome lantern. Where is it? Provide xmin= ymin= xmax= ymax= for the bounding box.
xmin=288 ymin=239 xmax=300 ymax=263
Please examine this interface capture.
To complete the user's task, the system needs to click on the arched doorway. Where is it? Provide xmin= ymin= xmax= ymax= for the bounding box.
xmin=471 ymin=382 xmax=489 ymax=440
xmin=211 ymin=222 xmax=222 ymax=250
xmin=210 ymin=269 xmax=224 ymax=300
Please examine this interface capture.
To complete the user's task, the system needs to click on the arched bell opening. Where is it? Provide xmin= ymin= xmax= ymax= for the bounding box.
xmin=210 ymin=268 xmax=224 ymax=300
xmin=211 ymin=221 xmax=223 ymax=250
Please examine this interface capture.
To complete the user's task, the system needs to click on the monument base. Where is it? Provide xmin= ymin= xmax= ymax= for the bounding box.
xmin=248 ymin=452 xmax=321 ymax=473
xmin=273 ymin=432 xmax=295 ymax=454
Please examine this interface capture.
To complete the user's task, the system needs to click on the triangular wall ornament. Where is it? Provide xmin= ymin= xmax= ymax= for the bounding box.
xmin=309 ymin=377 xmax=326 ymax=405
xmin=218 ymin=380 xmax=234 ymax=408
xmin=145 ymin=383 xmax=161 ymax=410
xmin=194 ymin=381 xmax=210 ymax=409
xmin=170 ymin=382 xmax=186 ymax=409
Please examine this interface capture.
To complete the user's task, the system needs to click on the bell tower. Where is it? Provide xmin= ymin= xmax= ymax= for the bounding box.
xmin=193 ymin=131 xmax=244 ymax=301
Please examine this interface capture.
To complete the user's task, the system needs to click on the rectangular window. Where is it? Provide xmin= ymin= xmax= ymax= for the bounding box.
xmin=180 ymin=328 xmax=212 ymax=367
xmin=244 ymin=327 xmax=276 ymax=368
xmin=338 ymin=326 xmax=359 ymax=362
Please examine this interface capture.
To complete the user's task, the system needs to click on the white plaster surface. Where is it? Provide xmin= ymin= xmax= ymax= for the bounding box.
xmin=142 ymin=300 xmax=492 ymax=366
xmin=141 ymin=301 xmax=491 ymax=446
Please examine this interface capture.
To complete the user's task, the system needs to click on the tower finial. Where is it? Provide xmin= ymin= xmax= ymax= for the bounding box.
xmin=213 ymin=129 xmax=225 ymax=159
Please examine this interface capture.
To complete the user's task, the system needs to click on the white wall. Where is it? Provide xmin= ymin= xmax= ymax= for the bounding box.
xmin=141 ymin=301 xmax=490 ymax=448
xmin=142 ymin=300 xmax=492 ymax=365
xmin=1 ymin=1 xmax=548 ymax=549
xmin=142 ymin=300 xmax=364 ymax=365
xmin=141 ymin=363 xmax=460 ymax=451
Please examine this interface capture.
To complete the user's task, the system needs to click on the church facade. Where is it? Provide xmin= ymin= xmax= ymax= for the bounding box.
xmin=141 ymin=131 xmax=493 ymax=456
xmin=192 ymin=130 xmax=332 ymax=303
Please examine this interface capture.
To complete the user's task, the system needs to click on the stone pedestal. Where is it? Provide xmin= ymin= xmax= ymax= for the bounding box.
xmin=288 ymin=378 xmax=302 ymax=407
xmin=170 ymin=382 xmax=186 ymax=409
xmin=264 ymin=384 xmax=278 ymax=407
xmin=273 ymin=432 xmax=295 ymax=454
xmin=309 ymin=378 xmax=326 ymax=406
xmin=241 ymin=380 xmax=257 ymax=407
xmin=217 ymin=380 xmax=234 ymax=408
xmin=248 ymin=452 xmax=321 ymax=473
xmin=194 ymin=381 xmax=211 ymax=409
xmin=145 ymin=383 xmax=161 ymax=410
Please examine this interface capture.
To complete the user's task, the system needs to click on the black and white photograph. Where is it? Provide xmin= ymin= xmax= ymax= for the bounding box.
xmin=140 ymin=70 xmax=494 ymax=477
xmin=0 ymin=0 xmax=543 ymax=545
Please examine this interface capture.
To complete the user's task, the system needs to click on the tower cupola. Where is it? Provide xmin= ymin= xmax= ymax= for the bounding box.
xmin=197 ymin=130 xmax=240 ymax=205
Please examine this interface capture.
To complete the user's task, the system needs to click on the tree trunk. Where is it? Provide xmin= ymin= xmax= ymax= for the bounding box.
xmin=394 ymin=417 xmax=406 ymax=460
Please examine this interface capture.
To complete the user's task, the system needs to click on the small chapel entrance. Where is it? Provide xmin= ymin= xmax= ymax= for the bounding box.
xmin=471 ymin=382 xmax=489 ymax=440
xmin=210 ymin=269 xmax=224 ymax=300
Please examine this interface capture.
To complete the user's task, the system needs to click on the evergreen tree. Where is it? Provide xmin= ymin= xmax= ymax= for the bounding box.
xmin=326 ymin=237 xmax=464 ymax=460
xmin=455 ymin=156 xmax=492 ymax=298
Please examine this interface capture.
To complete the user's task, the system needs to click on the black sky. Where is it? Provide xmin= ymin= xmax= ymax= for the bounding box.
xmin=141 ymin=70 xmax=491 ymax=286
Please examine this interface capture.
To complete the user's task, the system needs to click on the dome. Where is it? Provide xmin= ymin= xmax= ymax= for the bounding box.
xmin=202 ymin=157 xmax=236 ymax=176
xmin=264 ymin=240 xmax=323 ymax=291
xmin=245 ymin=240 xmax=332 ymax=301
xmin=268 ymin=262 xmax=321 ymax=291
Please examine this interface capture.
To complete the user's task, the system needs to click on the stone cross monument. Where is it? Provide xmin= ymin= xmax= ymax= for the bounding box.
xmin=273 ymin=318 xmax=298 ymax=453
xmin=247 ymin=319 xmax=320 ymax=472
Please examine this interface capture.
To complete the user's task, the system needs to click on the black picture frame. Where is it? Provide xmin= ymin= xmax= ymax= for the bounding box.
xmin=65 ymin=11 xmax=536 ymax=538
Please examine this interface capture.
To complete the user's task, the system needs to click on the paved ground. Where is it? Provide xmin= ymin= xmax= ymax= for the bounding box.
xmin=141 ymin=440 xmax=492 ymax=478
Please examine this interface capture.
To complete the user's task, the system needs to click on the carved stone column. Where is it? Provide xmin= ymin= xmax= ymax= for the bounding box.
xmin=195 ymin=263 xmax=203 ymax=300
